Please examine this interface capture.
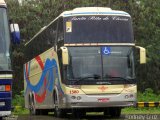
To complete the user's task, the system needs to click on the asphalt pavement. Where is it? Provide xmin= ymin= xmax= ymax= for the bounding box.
xmin=2 ymin=114 xmax=160 ymax=120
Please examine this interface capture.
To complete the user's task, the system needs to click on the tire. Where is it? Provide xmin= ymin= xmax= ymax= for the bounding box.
xmin=29 ymin=96 xmax=39 ymax=115
xmin=54 ymin=94 xmax=66 ymax=118
xmin=109 ymin=107 xmax=121 ymax=118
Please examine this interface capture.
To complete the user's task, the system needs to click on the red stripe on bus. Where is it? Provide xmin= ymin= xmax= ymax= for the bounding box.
xmin=35 ymin=56 xmax=44 ymax=69
xmin=34 ymin=56 xmax=47 ymax=103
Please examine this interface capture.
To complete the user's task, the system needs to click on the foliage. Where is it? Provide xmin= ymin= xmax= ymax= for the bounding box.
xmin=138 ymin=88 xmax=160 ymax=102
xmin=12 ymin=91 xmax=24 ymax=108
xmin=134 ymin=0 xmax=160 ymax=93
xmin=12 ymin=91 xmax=28 ymax=114
xmin=122 ymin=107 xmax=160 ymax=114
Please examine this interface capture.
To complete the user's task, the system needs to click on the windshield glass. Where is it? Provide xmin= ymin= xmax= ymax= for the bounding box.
xmin=0 ymin=8 xmax=11 ymax=70
xmin=67 ymin=47 xmax=102 ymax=79
xmin=64 ymin=15 xmax=134 ymax=43
xmin=102 ymin=47 xmax=135 ymax=79
xmin=66 ymin=47 xmax=135 ymax=84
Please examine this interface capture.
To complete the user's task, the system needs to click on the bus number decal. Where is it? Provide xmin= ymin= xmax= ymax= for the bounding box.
xmin=70 ymin=90 xmax=79 ymax=94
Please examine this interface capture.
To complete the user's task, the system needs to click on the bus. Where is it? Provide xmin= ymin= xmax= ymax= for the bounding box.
xmin=24 ymin=7 xmax=146 ymax=118
xmin=0 ymin=0 xmax=20 ymax=117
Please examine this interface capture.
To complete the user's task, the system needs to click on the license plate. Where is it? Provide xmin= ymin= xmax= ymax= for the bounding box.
xmin=98 ymin=98 xmax=110 ymax=102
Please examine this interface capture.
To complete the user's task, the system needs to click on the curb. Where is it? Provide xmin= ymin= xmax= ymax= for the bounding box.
xmin=136 ymin=102 xmax=160 ymax=107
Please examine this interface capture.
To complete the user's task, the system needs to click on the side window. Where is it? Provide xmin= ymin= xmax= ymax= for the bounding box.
xmin=57 ymin=18 xmax=64 ymax=49
xmin=33 ymin=34 xmax=42 ymax=57
xmin=40 ymin=29 xmax=52 ymax=52
xmin=25 ymin=19 xmax=59 ymax=61
xmin=29 ymin=40 xmax=35 ymax=59
xmin=49 ymin=20 xmax=58 ymax=47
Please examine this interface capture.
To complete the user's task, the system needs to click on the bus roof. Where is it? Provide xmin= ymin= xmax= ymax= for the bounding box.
xmin=61 ymin=7 xmax=130 ymax=17
xmin=26 ymin=7 xmax=131 ymax=46
xmin=0 ymin=0 xmax=6 ymax=6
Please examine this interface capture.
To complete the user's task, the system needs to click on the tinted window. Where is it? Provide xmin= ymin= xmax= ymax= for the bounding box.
xmin=57 ymin=18 xmax=64 ymax=49
xmin=25 ymin=20 xmax=58 ymax=62
xmin=64 ymin=16 xmax=134 ymax=43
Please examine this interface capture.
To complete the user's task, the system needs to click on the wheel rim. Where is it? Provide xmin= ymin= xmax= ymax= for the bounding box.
xmin=29 ymin=99 xmax=35 ymax=115
xmin=54 ymin=96 xmax=59 ymax=116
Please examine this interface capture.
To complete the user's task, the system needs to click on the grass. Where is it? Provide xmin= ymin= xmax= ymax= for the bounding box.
xmin=122 ymin=107 xmax=160 ymax=114
xmin=13 ymin=107 xmax=29 ymax=115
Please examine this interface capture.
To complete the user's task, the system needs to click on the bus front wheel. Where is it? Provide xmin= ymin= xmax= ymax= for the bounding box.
xmin=29 ymin=95 xmax=39 ymax=115
xmin=54 ymin=94 xmax=66 ymax=118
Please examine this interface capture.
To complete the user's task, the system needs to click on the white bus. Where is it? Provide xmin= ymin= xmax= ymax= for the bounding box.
xmin=24 ymin=7 xmax=146 ymax=118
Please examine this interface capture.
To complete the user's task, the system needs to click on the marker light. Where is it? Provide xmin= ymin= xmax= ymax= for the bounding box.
xmin=67 ymin=85 xmax=81 ymax=89
xmin=0 ymin=85 xmax=5 ymax=91
xmin=5 ymin=85 xmax=11 ymax=92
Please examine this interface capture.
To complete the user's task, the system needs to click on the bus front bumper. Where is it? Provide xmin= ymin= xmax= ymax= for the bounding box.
xmin=61 ymin=93 xmax=136 ymax=109
xmin=65 ymin=101 xmax=135 ymax=108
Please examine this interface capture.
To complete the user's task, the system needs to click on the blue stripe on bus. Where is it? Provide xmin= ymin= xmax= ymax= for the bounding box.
xmin=0 ymin=79 xmax=12 ymax=85
xmin=24 ymin=58 xmax=64 ymax=94
xmin=0 ymin=92 xmax=11 ymax=98
xmin=64 ymin=12 xmax=129 ymax=16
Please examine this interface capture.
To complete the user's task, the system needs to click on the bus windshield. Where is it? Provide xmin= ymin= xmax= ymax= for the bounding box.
xmin=0 ymin=8 xmax=11 ymax=70
xmin=66 ymin=47 xmax=135 ymax=84
xmin=64 ymin=15 xmax=134 ymax=43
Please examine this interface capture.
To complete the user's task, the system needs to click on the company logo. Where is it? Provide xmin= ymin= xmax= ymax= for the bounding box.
xmin=98 ymin=86 xmax=108 ymax=92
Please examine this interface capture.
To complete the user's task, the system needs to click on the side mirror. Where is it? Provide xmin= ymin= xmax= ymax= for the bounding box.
xmin=60 ymin=47 xmax=69 ymax=65
xmin=136 ymin=46 xmax=146 ymax=64
xmin=10 ymin=24 xmax=20 ymax=44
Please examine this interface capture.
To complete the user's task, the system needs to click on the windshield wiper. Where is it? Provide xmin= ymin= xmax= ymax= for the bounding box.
xmin=74 ymin=74 xmax=101 ymax=84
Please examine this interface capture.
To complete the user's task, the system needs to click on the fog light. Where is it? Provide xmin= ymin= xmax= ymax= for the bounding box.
xmin=77 ymin=96 xmax=81 ymax=100
xmin=71 ymin=96 xmax=76 ymax=99
xmin=125 ymin=95 xmax=129 ymax=99
xmin=130 ymin=94 xmax=134 ymax=98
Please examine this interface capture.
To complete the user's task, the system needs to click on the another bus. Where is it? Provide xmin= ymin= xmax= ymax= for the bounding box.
xmin=24 ymin=7 xmax=146 ymax=118
xmin=0 ymin=0 xmax=20 ymax=117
